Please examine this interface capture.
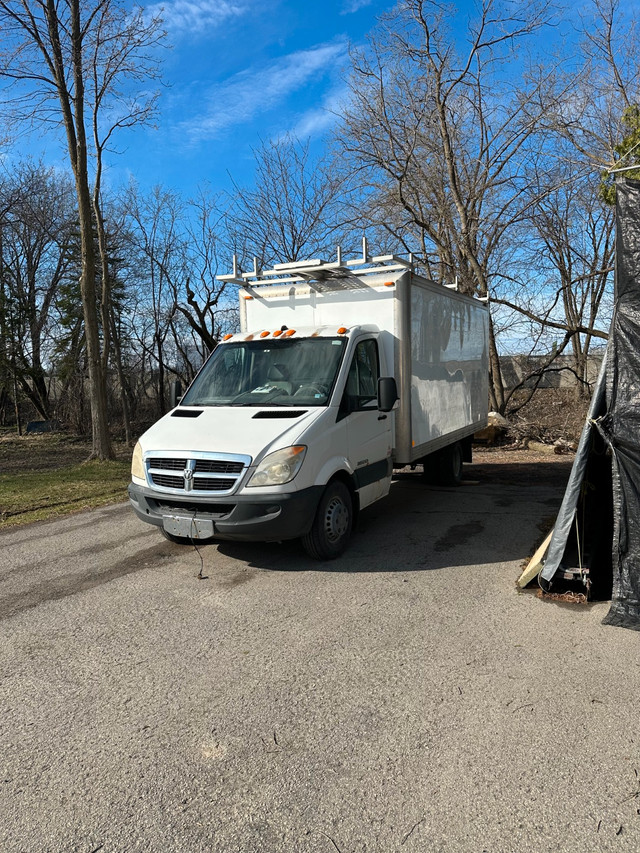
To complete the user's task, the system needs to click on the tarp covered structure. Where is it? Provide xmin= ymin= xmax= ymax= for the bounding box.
xmin=540 ymin=177 xmax=640 ymax=631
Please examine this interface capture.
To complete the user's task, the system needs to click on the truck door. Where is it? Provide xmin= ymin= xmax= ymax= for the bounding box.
xmin=342 ymin=338 xmax=393 ymax=509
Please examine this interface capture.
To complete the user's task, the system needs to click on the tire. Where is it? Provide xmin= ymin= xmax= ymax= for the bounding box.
xmin=422 ymin=442 xmax=463 ymax=486
xmin=440 ymin=441 xmax=464 ymax=486
xmin=302 ymin=480 xmax=353 ymax=560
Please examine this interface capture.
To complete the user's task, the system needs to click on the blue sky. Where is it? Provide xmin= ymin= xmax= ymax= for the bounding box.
xmin=16 ymin=0 xmax=581 ymax=200
xmin=111 ymin=0 xmax=396 ymax=197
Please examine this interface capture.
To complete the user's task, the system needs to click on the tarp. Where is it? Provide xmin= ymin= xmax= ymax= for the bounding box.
xmin=540 ymin=178 xmax=640 ymax=631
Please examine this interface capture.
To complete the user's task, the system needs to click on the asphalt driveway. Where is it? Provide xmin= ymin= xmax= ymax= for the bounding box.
xmin=1 ymin=458 xmax=639 ymax=853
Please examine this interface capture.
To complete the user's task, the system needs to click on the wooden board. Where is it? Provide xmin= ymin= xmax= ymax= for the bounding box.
xmin=517 ymin=529 xmax=554 ymax=589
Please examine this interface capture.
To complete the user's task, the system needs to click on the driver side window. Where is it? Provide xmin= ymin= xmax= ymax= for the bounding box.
xmin=212 ymin=347 xmax=245 ymax=396
xmin=344 ymin=339 xmax=379 ymax=411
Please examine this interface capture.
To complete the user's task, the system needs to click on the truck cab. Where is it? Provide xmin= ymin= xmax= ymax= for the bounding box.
xmin=129 ymin=323 xmax=397 ymax=559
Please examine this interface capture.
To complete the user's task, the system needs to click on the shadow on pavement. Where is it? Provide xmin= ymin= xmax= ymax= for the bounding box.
xmin=214 ymin=458 xmax=573 ymax=574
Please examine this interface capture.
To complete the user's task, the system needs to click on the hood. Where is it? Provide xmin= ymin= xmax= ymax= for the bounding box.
xmin=138 ymin=406 xmax=323 ymax=462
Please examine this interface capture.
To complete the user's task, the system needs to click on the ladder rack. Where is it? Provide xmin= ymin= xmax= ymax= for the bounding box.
xmin=218 ymin=238 xmax=415 ymax=290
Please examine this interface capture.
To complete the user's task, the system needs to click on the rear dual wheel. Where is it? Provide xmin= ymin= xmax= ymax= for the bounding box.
xmin=422 ymin=441 xmax=463 ymax=486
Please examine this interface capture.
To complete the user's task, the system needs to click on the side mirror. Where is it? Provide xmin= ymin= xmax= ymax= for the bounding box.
xmin=378 ymin=376 xmax=399 ymax=412
xmin=170 ymin=379 xmax=183 ymax=409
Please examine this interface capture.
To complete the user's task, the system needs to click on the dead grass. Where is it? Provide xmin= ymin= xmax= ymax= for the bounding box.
xmin=0 ymin=431 xmax=130 ymax=473
xmin=0 ymin=431 xmax=131 ymax=529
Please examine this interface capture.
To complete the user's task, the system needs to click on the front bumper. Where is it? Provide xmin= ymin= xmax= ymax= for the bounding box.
xmin=128 ymin=482 xmax=323 ymax=542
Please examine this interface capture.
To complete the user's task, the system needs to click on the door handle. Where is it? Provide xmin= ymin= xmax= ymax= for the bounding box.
xmin=377 ymin=414 xmax=387 ymax=421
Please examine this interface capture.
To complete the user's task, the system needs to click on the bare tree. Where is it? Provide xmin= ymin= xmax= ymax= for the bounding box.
xmin=548 ymin=0 xmax=640 ymax=177
xmin=0 ymin=0 xmax=164 ymax=457
xmin=122 ymin=182 xmax=238 ymax=402
xmin=175 ymin=188 xmax=235 ymax=356
xmin=337 ymin=0 xmax=562 ymax=411
xmin=226 ymin=134 xmax=354 ymax=268
xmin=493 ymin=164 xmax=613 ymax=404
xmin=0 ymin=161 xmax=76 ymax=422
xmin=123 ymin=184 xmax=183 ymax=417
xmin=485 ymin=0 xmax=637 ymax=401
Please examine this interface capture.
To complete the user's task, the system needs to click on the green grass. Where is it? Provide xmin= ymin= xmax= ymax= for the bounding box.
xmin=0 ymin=458 xmax=131 ymax=529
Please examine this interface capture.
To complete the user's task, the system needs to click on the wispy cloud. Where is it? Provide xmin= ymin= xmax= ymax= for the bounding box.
xmin=179 ymin=39 xmax=348 ymax=143
xmin=289 ymin=83 xmax=350 ymax=139
xmin=147 ymin=0 xmax=247 ymax=35
xmin=340 ymin=0 xmax=372 ymax=14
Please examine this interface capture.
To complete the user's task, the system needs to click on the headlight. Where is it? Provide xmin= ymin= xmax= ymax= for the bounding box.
xmin=131 ymin=442 xmax=145 ymax=480
xmin=247 ymin=445 xmax=306 ymax=487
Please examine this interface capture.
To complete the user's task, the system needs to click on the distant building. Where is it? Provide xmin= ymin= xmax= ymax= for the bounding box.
xmin=499 ymin=352 xmax=604 ymax=391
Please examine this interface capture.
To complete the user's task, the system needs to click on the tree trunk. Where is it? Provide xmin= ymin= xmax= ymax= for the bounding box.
xmin=156 ymin=332 xmax=166 ymax=416
xmin=488 ymin=315 xmax=505 ymax=413
xmin=16 ymin=373 xmax=49 ymax=420
xmin=77 ymin=179 xmax=112 ymax=457
xmin=110 ymin=309 xmax=132 ymax=445
xmin=67 ymin=0 xmax=113 ymax=459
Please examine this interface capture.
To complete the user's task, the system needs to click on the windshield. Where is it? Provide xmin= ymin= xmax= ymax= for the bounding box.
xmin=180 ymin=337 xmax=347 ymax=407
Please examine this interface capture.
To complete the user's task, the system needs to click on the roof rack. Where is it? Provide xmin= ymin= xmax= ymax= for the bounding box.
xmin=218 ymin=238 xmax=415 ymax=290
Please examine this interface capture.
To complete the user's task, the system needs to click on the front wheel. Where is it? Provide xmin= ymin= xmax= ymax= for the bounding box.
xmin=302 ymin=481 xmax=353 ymax=560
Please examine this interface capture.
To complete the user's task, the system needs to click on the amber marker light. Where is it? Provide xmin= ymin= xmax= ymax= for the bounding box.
xmin=337 ymin=326 xmax=348 ymax=334
xmin=384 ymin=281 xmax=395 ymax=287
xmin=283 ymin=329 xmax=296 ymax=337
xmin=260 ymin=331 xmax=270 ymax=338
xmin=244 ymin=334 xmax=254 ymax=341
xmin=273 ymin=329 xmax=283 ymax=337
xmin=243 ymin=295 xmax=253 ymax=300
xmin=223 ymin=334 xmax=233 ymax=340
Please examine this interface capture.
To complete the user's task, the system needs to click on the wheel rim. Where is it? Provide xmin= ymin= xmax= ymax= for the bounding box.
xmin=324 ymin=496 xmax=349 ymax=543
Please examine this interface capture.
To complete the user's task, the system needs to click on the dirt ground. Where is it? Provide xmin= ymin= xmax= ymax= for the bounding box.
xmin=0 ymin=433 xmax=131 ymax=474
xmin=469 ymin=444 xmax=574 ymax=488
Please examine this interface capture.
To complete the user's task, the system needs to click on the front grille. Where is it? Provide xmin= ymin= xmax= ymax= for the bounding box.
xmin=151 ymin=473 xmax=184 ymax=489
xmin=145 ymin=452 xmax=251 ymax=496
xmin=149 ymin=457 xmax=186 ymax=471
xmin=194 ymin=460 xmax=244 ymax=474
xmin=193 ymin=477 xmax=236 ymax=491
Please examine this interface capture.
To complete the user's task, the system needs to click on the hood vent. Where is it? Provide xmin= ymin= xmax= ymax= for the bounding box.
xmin=171 ymin=409 xmax=203 ymax=418
xmin=252 ymin=410 xmax=308 ymax=419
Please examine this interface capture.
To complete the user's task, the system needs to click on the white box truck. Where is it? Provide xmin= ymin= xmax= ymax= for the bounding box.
xmin=129 ymin=247 xmax=489 ymax=558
